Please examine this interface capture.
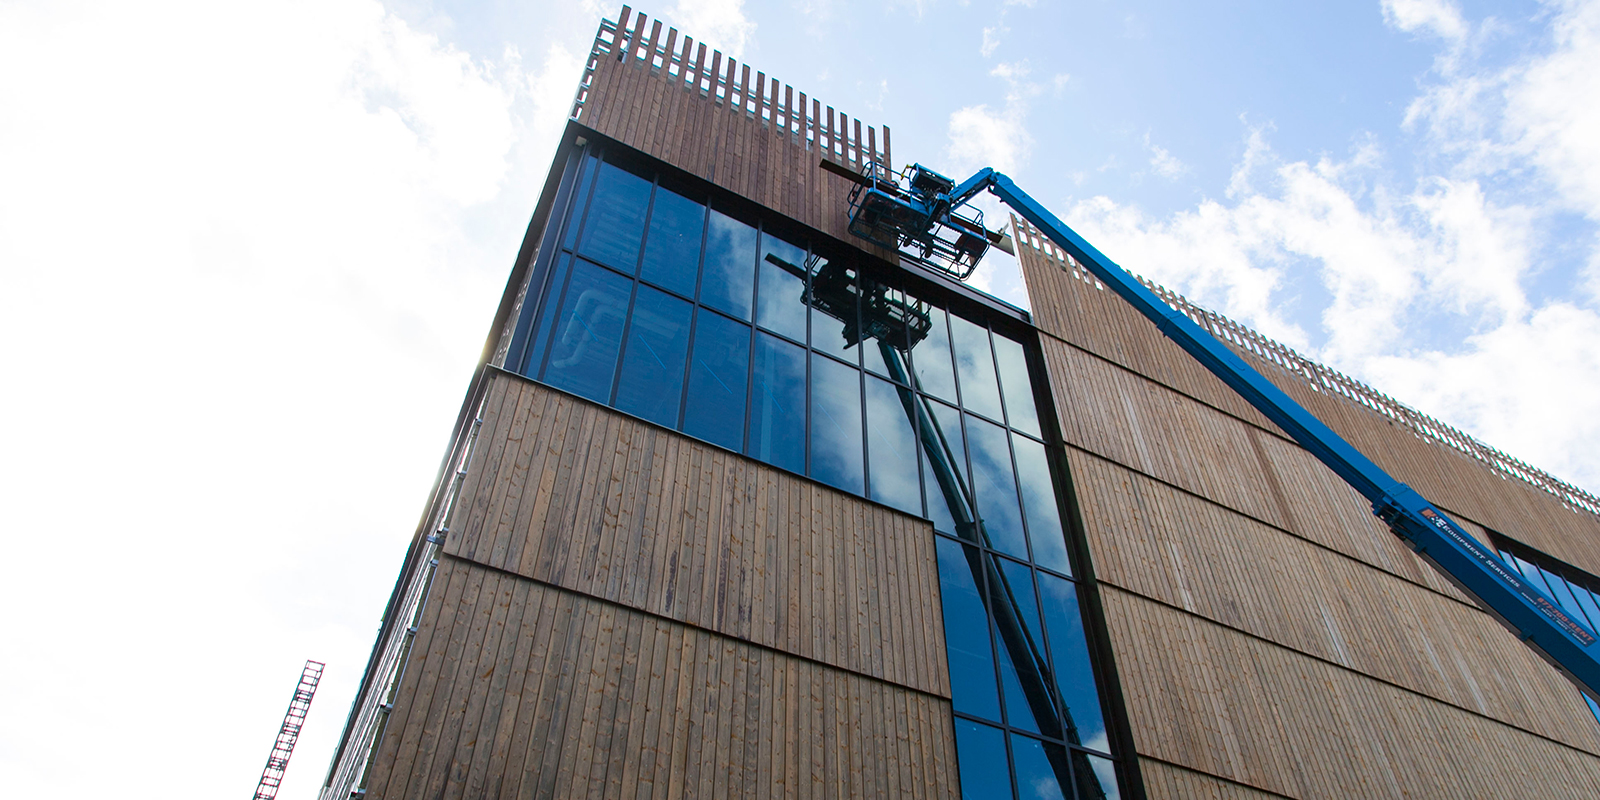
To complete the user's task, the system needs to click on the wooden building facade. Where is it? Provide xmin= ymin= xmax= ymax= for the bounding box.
xmin=317 ymin=7 xmax=1600 ymax=798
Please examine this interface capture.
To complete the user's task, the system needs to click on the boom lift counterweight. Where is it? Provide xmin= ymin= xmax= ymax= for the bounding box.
xmin=822 ymin=158 xmax=1600 ymax=705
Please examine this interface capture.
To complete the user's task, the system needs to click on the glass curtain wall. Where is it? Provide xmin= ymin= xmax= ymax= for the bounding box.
xmin=1495 ymin=539 xmax=1600 ymax=724
xmin=511 ymin=146 xmax=1123 ymax=799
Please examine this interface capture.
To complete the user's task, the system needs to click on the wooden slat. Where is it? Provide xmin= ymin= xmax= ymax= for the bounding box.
xmin=1103 ymin=588 xmax=1600 ymax=798
xmin=1070 ymin=447 xmax=1600 ymax=752
xmin=446 ymin=372 xmax=946 ymax=699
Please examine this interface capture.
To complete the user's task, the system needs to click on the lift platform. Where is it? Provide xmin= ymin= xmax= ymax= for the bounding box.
xmin=821 ymin=159 xmax=1009 ymax=281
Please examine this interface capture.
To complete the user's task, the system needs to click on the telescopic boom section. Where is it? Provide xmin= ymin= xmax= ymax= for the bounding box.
xmin=827 ymin=159 xmax=1600 ymax=702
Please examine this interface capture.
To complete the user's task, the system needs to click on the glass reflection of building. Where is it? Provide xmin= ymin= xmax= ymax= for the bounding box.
xmin=506 ymin=144 xmax=1124 ymax=799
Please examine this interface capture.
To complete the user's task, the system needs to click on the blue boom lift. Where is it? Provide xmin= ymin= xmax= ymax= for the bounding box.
xmin=820 ymin=157 xmax=1600 ymax=713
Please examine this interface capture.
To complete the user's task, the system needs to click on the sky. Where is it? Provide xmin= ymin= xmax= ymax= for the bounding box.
xmin=2 ymin=0 xmax=1599 ymax=797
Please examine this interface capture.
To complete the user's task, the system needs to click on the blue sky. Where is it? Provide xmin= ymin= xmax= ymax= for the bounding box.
xmin=3 ymin=1 xmax=1599 ymax=798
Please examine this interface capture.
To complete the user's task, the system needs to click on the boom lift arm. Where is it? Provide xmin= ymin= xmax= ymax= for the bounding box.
xmin=824 ymin=159 xmax=1600 ymax=702
xmin=765 ymin=249 xmax=1105 ymax=796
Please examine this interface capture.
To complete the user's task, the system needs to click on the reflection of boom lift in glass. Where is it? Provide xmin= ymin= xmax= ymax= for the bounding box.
xmin=765 ymin=251 xmax=1104 ymax=797
xmin=820 ymin=156 xmax=1600 ymax=717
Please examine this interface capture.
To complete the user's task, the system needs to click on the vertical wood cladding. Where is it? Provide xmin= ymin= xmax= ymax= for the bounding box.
xmin=1015 ymin=223 xmax=1600 ymax=796
xmin=574 ymin=9 xmax=899 ymax=265
xmin=365 ymin=557 xmax=959 ymax=800
xmin=1105 ymin=591 xmax=1600 ymax=798
xmin=1073 ymin=451 xmax=1600 ymax=751
xmin=445 ymin=372 xmax=949 ymax=699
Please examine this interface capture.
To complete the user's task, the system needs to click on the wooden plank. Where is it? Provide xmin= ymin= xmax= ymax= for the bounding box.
xmin=440 ymin=569 xmax=524 ymax=800
xmin=1103 ymin=586 xmax=1600 ymax=797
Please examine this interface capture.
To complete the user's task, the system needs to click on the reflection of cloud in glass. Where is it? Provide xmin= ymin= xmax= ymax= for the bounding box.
xmin=910 ymin=305 xmax=957 ymax=401
xmin=949 ymin=314 xmax=1004 ymax=421
xmin=966 ymin=414 xmax=1028 ymax=559
xmin=993 ymin=333 xmax=1041 ymax=437
xmin=1086 ymin=753 xmax=1120 ymax=800
xmin=809 ymin=352 xmax=864 ymax=494
xmin=700 ymin=210 xmax=757 ymax=319
xmin=1025 ymin=776 xmax=1060 ymax=800
xmin=865 ymin=375 xmax=922 ymax=515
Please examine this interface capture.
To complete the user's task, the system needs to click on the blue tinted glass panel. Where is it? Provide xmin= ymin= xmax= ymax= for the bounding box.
xmin=1571 ymin=583 xmax=1600 ymax=633
xmin=994 ymin=556 xmax=1046 ymax=738
xmin=638 ymin=186 xmax=704 ymax=297
xmin=968 ymin=415 xmax=1028 ymax=560
xmin=954 ymin=719 xmax=1012 ymax=800
xmin=562 ymin=152 xmax=599 ymax=251
xmin=1085 ymin=753 xmax=1122 ymax=800
xmin=1541 ymin=567 xmax=1592 ymax=628
xmin=748 ymin=332 xmax=806 ymax=474
xmin=614 ymin=285 xmax=691 ymax=427
xmin=1013 ymin=436 xmax=1072 ymax=575
xmin=1037 ymin=573 xmax=1108 ymax=751
xmin=911 ymin=305 xmax=958 ymax=402
xmin=809 ymin=255 xmax=861 ymax=365
xmin=921 ymin=399 xmax=968 ymax=536
xmin=810 ymin=353 xmax=864 ymax=494
xmin=682 ymin=310 xmax=750 ymax=451
xmin=865 ymin=375 xmax=922 ymax=516
xmin=755 ymin=235 xmax=808 ymax=342
xmin=543 ymin=259 xmax=631 ymax=403
xmin=993 ymin=333 xmax=1041 ymax=438
xmin=1587 ymin=694 xmax=1600 ymax=724
xmin=997 ymin=618 xmax=1041 ymax=734
xmin=700 ymin=209 xmax=757 ymax=320
xmin=577 ymin=161 xmax=651 ymax=271
xmin=524 ymin=255 xmax=572 ymax=376
xmin=938 ymin=537 xmax=1002 ymax=721
xmin=950 ymin=315 xmax=1004 ymax=421
xmin=1010 ymin=735 xmax=1069 ymax=800
xmin=1512 ymin=554 xmax=1557 ymax=597
xmin=999 ymin=558 xmax=1046 ymax=656
xmin=1496 ymin=549 xmax=1518 ymax=572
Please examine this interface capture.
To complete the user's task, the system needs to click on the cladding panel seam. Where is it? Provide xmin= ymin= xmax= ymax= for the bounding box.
xmin=435 ymin=550 xmax=955 ymax=702
xmin=1024 ymin=259 xmax=1600 ymax=577
xmin=1044 ymin=330 xmax=1521 ymax=594
xmin=1134 ymin=756 xmax=1299 ymax=800
xmin=1014 ymin=214 xmax=1600 ymax=522
xmin=1095 ymin=581 xmax=1600 ymax=758
xmin=1062 ymin=440 xmax=1478 ymax=611
xmin=455 ymin=368 xmax=951 ymax=698
xmin=366 ymin=555 xmax=961 ymax=800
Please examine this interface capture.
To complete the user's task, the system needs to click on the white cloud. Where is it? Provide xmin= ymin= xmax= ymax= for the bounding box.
xmin=947 ymin=63 xmax=1046 ymax=304
xmin=1144 ymin=133 xmax=1188 ymax=180
xmin=981 ymin=25 xmax=1003 ymax=57
xmin=668 ymin=0 xmax=756 ymax=57
xmin=945 ymin=62 xmax=1040 ymax=176
xmin=865 ymin=77 xmax=890 ymax=112
xmin=1382 ymin=0 xmax=1470 ymax=42
xmin=0 ymin=1 xmax=591 ymax=798
xmin=525 ymin=42 xmax=590 ymax=148
xmin=1055 ymin=0 xmax=1600 ymax=492
xmin=1505 ymin=1 xmax=1600 ymax=225
xmin=947 ymin=104 xmax=1029 ymax=175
